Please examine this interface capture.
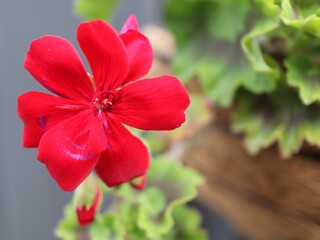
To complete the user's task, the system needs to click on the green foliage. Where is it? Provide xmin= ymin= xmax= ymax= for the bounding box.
xmin=55 ymin=201 xmax=80 ymax=240
xmin=166 ymin=0 xmax=320 ymax=157
xmin=165 ymin=0 xmax=209 ymax=48
xmin=251 ymin=0 xmax=280 ymax=17
xmin=206 ymin=0 xmax=250 ymax=42
xmin=241 ymin=18 xmax=280 ymax=78
xmin=166 ymin=0 xmax=281 ymax=108
xmin=286 ymin=45 xmax=320 ymax=105
xmin=73 ymin=0 xmax=121 ymax=20
xmin=162 ymin=206 xmax=207 ymax=240
xmin=55 ymin=158 xmax=206 ymax=240
xmin=89 ymin=213 xmax=128 ymax=240
xmin=233 ymin=89 xmax=320 ymax=158
xmin=281 ymin=0 xmax=320 ymax=37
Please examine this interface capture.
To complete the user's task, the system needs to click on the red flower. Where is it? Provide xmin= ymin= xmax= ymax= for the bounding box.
xmin=17 ymin=15 xmax=190 ymax=191
xmin=76 ymin=186 xmax=102 ymax=226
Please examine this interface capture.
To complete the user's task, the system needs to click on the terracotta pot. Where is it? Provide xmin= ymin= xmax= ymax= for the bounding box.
xmin=182 ymin=121 xmax=320 ymax=240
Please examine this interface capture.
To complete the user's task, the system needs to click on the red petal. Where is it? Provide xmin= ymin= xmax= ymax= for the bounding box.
xmin=17 ymin=91 xmax=87 ymax=147
xmin=38 ymin=110 xmax=107 ymax=191
xmin=24 ymin=36 xmax=94 ymax=101
xmin=120 ymin=14 xmax=139 ymax=34
xmin=95 ymin=118 xmax=149 ymax=187
xmin=121 ymin=30 xmax=154 ymax=84
xmin=88 ymin=111 xmax=108 ymax=153
xmin=76 ymin=206 xmax=95 ymax=226
xmin=110 ymin=76 xmax=190 ymax=130
xmin=77 ymin=20 xmax=129 ymax=92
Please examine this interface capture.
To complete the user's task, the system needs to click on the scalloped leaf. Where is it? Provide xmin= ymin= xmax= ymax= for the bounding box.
xmin=207 ymin=63 xmax=277 ymax=107
xmin=137 ymin=158 xmax=204 ymax=239
xmin=54 ymin=202 xmax=82 ymax=240
xmin=252 ymin=0 xmax=280 ymax=17
xmin=167 ymin=0 xmax=281 ymax=108
xmin=172 ymin=205 xmax=208 ymax=240
xmin=286 ymin=53 xmax=320 ymax=105
xmin=197 ymin=59 xmax=235 ymax=107
xmin=242 ymin=68 xmax=278 ymax=94
xmin=73 ymin=0 xmax=120 ymax=20
xmin=232 ymin=90 xmax=320 ymax=158
xmin=117 ymin=202 xmax=149 ymax=239
xmin=241 ymin=18 xmax=280 ymax=78
xmin=55 ymin=159 xmax=205 ymax=240
xmin=280 ymin=0 xmax=320 ymax=37
xmin=163 ymin=205 xmax=208 ymax=240
xmin=232 ymin=96 xmax=286 ymax=155
xmin=174 ymin=53 xmax=277 ymax=108
xmin=89 ymin=214 xmax=126 ymax=240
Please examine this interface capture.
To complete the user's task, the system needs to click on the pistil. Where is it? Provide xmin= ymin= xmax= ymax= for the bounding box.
xmin=91 ymin=91 xmax=118 ymax=111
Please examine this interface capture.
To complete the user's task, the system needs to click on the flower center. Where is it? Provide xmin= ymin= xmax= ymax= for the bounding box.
xmin=91 ymin=91 xmax=118 ymax=111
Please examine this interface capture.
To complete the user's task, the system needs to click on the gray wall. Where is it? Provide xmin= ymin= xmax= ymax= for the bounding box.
xmin=0 ymin=1 xmax=163 ymax=239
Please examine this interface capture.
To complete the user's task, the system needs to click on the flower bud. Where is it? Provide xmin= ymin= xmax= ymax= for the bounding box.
xmin=130 ymin=175 xmax=147 ymax=190
xmin=74 ymin=176 xmax=102 ymax=226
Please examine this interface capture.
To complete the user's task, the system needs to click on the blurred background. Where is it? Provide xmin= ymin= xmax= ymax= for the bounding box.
xmin=0 ymin=0 xmax=244 ymax=239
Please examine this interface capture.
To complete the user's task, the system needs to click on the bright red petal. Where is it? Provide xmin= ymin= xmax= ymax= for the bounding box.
xmin=95 ymin=118 xmax=149 ymax=187
xmin=77 ymin=20 xmax=129 ymax=92
xmin=120 ymin=14 xmax=139 ymax=34
xmin=24 ymin=36 xmax=94 ymax=101
xmin=88 ymin=111 xmax=108 ymax=153
xmin=38 ymin=110 xmax=108 ymax=191
xmin=110 ymin=76 xmax=190 ymax=130
xmin=121 ymin=30 xmax=154 ymax=84
xmin=17 ymin=91 xmax=87 ymax=147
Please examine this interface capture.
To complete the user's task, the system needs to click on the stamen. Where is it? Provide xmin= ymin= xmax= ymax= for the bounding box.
xmin=91 ymin=91 xmax=118 ymax=111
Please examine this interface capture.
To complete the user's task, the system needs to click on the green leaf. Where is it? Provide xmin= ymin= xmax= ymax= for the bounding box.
xmin=174 ymin=52 xmax=277 ymax=108
xmin=242 ymin=68 xmax=278 ymax=94
xmin=169 ymin=205 xmax=208 ymax=240
xmin=232 ymin=89 xmax=320 ymax=157
xmin=73 ymin=0 xmax=120 ymax=20
xmin=171 ymin=46 xmax=207 ymax=85
xmin=208 ymin=66 xmax=248 ymax=107
xmin=140 ymin=187 xmax=167 ymax=216
xmin=291 ymin=0 xmax=320 ymax=10
xmin=56 ymin=159 xmax=205 ymax=240
xmin=207 ymin=63 xmax=277 ymax=107
xmin=54 ymin=202 xmax=80 ymax=240
xmin=241 ymin=18 xmax=280 ymax=78
xmin=207 ymin=0 xmax=250 ymax=42
xmin=286 ymin=52 xmax=320 ymax=105
xmin=117 ymin=203 xmax=148 ymax=240
xmin=167 ymin=0 xmax=281 ymax=108
xmin=137 ymin=158 xmax=204 ymax=239
xmin=161 ymin=205 xmax=207 ymax=240
xmin=165 ymin=0 xmax=210 ymax=48
xmin=252 ymin=0 xmax=280 ymax=17
xmin=280 ymin=0 xmax=320 ymax=37
xmin=89 ymin=214 xmax=126 ymax=240
xmin=232 ymin=96 xmax=285 ymax=155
